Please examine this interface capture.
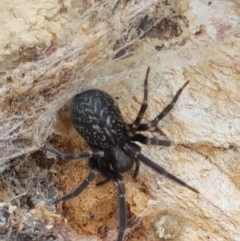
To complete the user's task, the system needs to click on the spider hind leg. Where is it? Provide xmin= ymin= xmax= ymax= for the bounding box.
xmin=137 ymin=81 xmax=190 ymax=132
xmin=42 ymin=145 xmax=104 ymax=160
xmin=129 ymin=67 xmax=150 ymax=136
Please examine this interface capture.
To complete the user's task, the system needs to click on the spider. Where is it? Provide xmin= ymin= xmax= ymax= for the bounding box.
xmin=43 ymin=67 xmax=198 ymax=241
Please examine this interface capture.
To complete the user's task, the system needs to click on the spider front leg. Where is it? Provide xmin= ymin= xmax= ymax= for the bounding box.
xmin=42 ymin=146 xmax=104 ymax=203
xmin=54 ymin=158 xmax=100 ymax=203
xmin=54 ymin=168 xmax=99 ymax=204
xmin=100 ymin=166 xmax=127 ymax=241
xmin=130 ymin=134 xmax=171 ymax=179
xmin=124 ymin=143 xmax=199 ymax=194
xmin=137 ymin=81 xmax=190 ymax=131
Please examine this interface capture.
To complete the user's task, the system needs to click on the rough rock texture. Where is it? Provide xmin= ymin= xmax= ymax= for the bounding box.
xmin=0 ymin=0 xmax=239 ymax=241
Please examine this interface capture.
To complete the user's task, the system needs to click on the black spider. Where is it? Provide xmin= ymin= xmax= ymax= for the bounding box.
xmin=43 ymin=67 xmax=198 ymax=241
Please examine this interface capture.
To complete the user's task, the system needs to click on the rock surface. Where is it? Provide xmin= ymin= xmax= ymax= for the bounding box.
xmin=0 ymin=0 xmax=239 ymax=240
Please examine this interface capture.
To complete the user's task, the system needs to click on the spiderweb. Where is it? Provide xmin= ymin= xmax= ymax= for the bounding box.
xmin=0 ymin=0 xmax=184 ymax=164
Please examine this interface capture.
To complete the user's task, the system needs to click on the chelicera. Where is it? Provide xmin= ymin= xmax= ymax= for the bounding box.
xmin=43 ymin=67 xmax=198 ymax=241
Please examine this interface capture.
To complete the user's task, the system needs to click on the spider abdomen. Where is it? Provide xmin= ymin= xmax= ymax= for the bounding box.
xmin=71 ymin=89 xmax=125 ymax=148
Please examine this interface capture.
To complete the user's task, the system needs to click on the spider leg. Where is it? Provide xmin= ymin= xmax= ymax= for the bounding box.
xmin=132 ymin=158 xmax=140 ymax=180
xmin=131 ymin=134 xmax=171 ymax=146
xmin=95 ymin=161 xmax=112 ymax=186
xmin=128 ymin=67 xmax=150 ymax=136
xmin=54 ymin=158 xmax=100 ymax=203
xmin=54 ymin=168 xmax=99 ymax=204
xmin=96 ymin=177 xmax=111 ymax=186
xmin=123 ymin=143 xmax=198 ymax=194
xmin=100 ymin=167 xmax=126 ymax=241
xmin=137 ymin=81 xmax=190 ymax=131
xmin=128 ymin=142 xmax=141 ymax=180
xmin=42 ymin=146 xmax=104 ymax=160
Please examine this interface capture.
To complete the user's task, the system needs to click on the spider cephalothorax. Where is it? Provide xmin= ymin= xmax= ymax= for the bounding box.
xmin=44 ymin=67 xmax=198 ymax=241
